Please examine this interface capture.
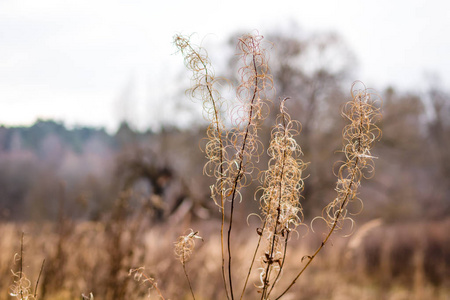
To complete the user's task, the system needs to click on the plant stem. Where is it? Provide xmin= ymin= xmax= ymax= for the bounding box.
xmin=34 ymin=259 xmax=45 ymax=299
xmin=239 ymin=220 xmax=266 ymax=300
xmin=261 ymin=114 xmax=288 ymax=299
xmin=227 ymin=51 xmax=259 ymax=300
xmin=275 ymin=148 xmax=361 ymax=299
xmin=19 ymin=232 xmax=24 ymax=300
xmin=182 ymin=263 xmax=196 ymax=300
xmin=189 ymin=42 xmax=230 ymax=300
xmin=266 ymin=230 xmax=289 ymax=299
xmin=274 ymin=91 xmax=368 ymax=299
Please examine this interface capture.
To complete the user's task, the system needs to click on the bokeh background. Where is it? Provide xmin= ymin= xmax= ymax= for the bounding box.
xmin=0 ymin=1 xmax=449 ymax=299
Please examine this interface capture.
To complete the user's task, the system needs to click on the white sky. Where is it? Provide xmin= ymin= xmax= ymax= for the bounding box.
xmin=0 ymin=0 xmax=449 ymax=132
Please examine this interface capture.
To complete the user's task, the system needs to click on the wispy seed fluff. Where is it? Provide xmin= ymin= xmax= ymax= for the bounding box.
xmin=173 ymin=34 xmax=227 ymax=184
xmin=174 ymin=229 xmax=203 ymax=265
xmin=225 ymin=33 xmax=273 ymax=190
xmin=258 ymin=98 xmax=307 ymax=289
xmin=323 ymin=81 xmax=382 ymax=230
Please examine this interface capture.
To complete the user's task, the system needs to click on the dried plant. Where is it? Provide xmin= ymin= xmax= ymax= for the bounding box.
xmin=9 ymin=268 xmax=34 ymax=300
xmin=174 ymin=34 xmax=229 ymax=296
xmin=224 ymin=33 xmax=273 ymax=299
xmin=174 ymin=229 xmax=203 ymax=300
xmin=9 ymin=233 xmax=45 ymax=300
xmin=174 ymin=32 xmax=274 ymax=299
xmin=274 ymin=82 xmax=382 ymax=299
xmin=172 ymin=33 xmax=381 ymax=300
xmin=128 ymin=267 xmax=165 ymax=300
xmin=255 ymin=98 xmax=307 ymax=299
xmin=80 ymin=293 xmax=94 ymax=300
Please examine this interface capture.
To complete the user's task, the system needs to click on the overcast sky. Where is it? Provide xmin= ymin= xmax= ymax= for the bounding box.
xmin=1 ymin=0 xmax=449 ymax=132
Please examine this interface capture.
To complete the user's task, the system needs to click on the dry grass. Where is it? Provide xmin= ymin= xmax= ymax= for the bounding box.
xmin=0 ymin=219 xmax=449 ymax=299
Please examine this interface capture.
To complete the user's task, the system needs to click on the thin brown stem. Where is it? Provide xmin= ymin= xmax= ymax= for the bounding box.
xmin=33 ymin=259 xmax=45 ymax=299
xmin=227 ymin=52 xmax=259 ymax=300
xmin=182 ymin=263 xmax=196 ymax=300
xmin=266 ymin=230 xmax=289 ymax=298
xmin=143 ymin=274 xmax=165 ymax=300
xmin=240 ymin=219 xmax=267 ymax=300
xmin=197 ymin=48 xmax=229 ymax=300
xmin=184 ymin=41 xmax=229 ymax=300
xmin=275 ymin=152 xmax=360 ymax=299
xmin=275 ymin=175 xmax=356 ymax=299
xmin=19 ymin=232 xmax=24 ymax=300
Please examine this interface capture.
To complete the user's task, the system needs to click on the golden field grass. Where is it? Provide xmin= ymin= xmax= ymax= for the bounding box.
xmin=1 ymin=218 xmax=449 ymax=300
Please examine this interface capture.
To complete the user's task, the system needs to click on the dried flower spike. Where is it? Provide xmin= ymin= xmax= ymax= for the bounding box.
xmin=174 ymin=229 xmax=203 ymax=265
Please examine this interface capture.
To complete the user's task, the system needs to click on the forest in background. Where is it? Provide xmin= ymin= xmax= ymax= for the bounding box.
xmin=1 ymin=29 xmax=449 ymax=299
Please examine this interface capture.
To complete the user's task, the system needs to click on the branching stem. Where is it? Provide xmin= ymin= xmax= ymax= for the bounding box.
xmin=274 ymin=163 xmax=358 ymax=299
xmin=275 ymin=93 xmax=367 ymax=299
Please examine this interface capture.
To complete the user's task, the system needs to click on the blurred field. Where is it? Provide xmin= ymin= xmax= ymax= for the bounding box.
xmin=1 ymin=217 xmax=449 ymax=300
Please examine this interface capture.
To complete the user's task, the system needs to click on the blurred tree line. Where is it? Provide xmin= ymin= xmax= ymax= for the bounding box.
xmin=0 ymin=118 xmax=210 ymax=222
xmin=0 ymin=26 xmax=449 ymax=224
xmin=0 ymin=119 xmax=113 ymax=154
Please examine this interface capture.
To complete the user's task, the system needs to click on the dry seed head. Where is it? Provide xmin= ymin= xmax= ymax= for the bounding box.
xmin=258 ymin=99 xmax=307 ymax=286
xmin=173 ymin=34 xmax=224 ymax=125
xmin=322 ymin=82 xmax=382 ymax=230
xmin=174 ymin=34 xmax=229 ymax=210
xmin=225 ymin=33 xmax=273 ymax=191
xmin=174 ymin=229 xmax=203 ymax=265
xmin=129 ymin=267 xmax=165 ymax=299
xmin=9 ymin=270 xmax=35 ymax=300
xmin=233 ymin=33 xmax=273 ymax=128
xmin=260 ymin=101 xmax=306 ymax=232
